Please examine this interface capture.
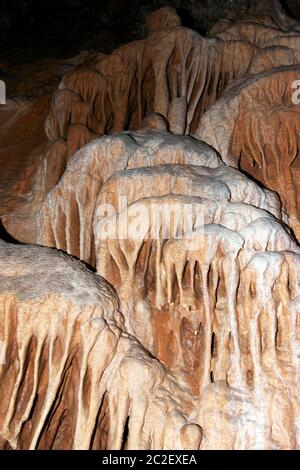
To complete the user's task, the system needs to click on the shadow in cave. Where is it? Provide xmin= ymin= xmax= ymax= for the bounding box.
xmin=0 ymin=217 xmax=99 ymax=274
xmin=0 ymin=218 xmax=20 ymax=244
xmin=280 ymin=0 xmax=296 ymax=18
xmin=176 ymin=7 xmax=197 ymax=30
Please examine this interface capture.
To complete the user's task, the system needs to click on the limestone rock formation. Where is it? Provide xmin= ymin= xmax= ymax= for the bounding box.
xmin=2 ymin=0 xmax=300 ymax=451
xmin=36 ymin=129 xmax=281 ymax=264
xmin=32 ymin=125 xmax=300 ymax=449
xmin=42 ymin=3 xmax=300 ymax=193
xmin=196 ymin=66 xmax=300 ymax=240
xmin=0 ymin=52 xmax=99 ymax=242
xmin=3 ymin=1 xmax=300 ymax=237
xmin=0 ymin=240 xmax=199 ymax=450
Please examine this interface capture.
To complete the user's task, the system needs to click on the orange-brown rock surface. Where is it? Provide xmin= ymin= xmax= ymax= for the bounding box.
xmin=196 ymin=66 xmax=300 ymax=241
xmin=2 ymin=0 xmax=300 ymax=451
xmin=0 ymin=52 xmax=100 ymax=242
xmin=3 ymin=1 xmax=300 ymax=236
xmin=0 ymin=240 xmax=200 ymax=450
xmin=36 ymin=129 xmax=281 ymax=264
xmin=32 ymin=124 xmax=300 ymax=449
xmin=41 ymin=4 xmax=300 ymax=193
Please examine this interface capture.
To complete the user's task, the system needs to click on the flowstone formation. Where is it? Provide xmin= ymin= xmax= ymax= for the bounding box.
xmin=42 ymin=1 xmax=300 ymax=193
xmin=0 ymin=241 xmax=204 ymax=450
xmin=35 ymin=127 xmax=300 ymax=450
xmin=196 ymin=66 xmax=300 ymax=240
xmin=1 ymin=0 xmax=300 ymax=450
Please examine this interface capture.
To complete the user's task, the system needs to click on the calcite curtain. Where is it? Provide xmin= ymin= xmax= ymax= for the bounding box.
xmin=1 ymin=1 xmax=300 ymax=450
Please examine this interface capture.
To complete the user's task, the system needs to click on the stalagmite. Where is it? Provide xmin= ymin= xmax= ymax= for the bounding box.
xmin=33 ymin=122 xmax=300 ymax=448
xmin=1 ymin=1 xmax=300 ymax=451
xmin=196 ymin=66 xmax=300 ymax=240
xmin=0 ymin=240 xmax=199 ymax=450
xmin=40 ymin=4 xmax=300 ymax=193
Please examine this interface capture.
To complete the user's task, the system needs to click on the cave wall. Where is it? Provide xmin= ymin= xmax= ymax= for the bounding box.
xmin=2 ymin=0 xmax=300 ymax=451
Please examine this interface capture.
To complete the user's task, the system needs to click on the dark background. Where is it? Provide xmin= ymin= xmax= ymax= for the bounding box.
xmin=0 ymin=0 xmax=300 ymax=60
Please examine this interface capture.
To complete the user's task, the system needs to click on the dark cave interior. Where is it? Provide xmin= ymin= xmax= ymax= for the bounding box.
xmin=1 ymin=0 xmax=299 ymax=61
